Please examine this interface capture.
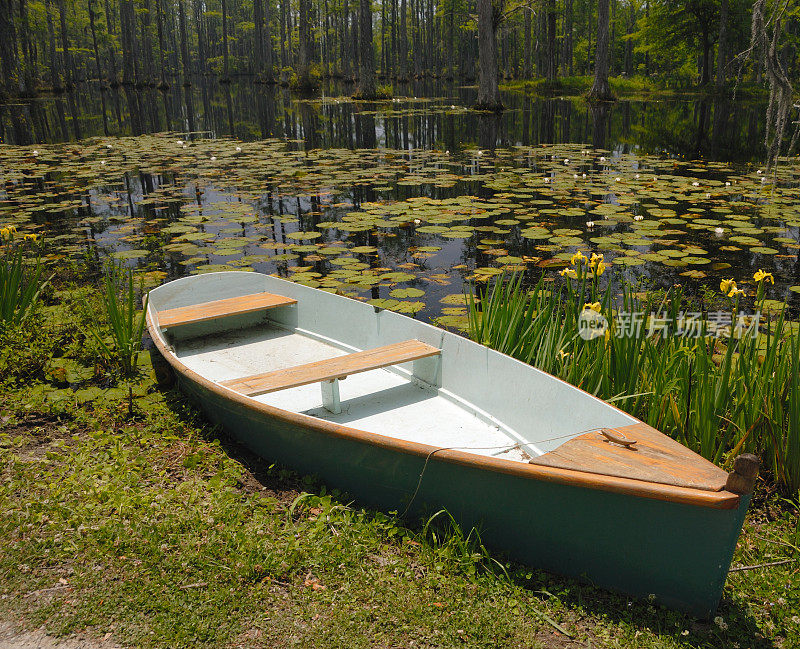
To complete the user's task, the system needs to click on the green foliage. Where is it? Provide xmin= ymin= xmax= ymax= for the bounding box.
xmin=468 ymin=271 xmax=800 ymax=494
xmin=89 ymin=265 xmax=148 ymax=379
xmin=0 ymin=232 xmax=48 ymax=330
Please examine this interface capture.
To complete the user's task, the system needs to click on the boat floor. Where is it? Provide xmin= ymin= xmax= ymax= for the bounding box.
xmin=176 ymin=324 xmax=536 ymax=462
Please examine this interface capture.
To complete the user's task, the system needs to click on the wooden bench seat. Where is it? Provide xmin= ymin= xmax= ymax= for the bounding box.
xmin=157 ymin=291 xmax=297 ymax=330
xmin=219 ymin=339 xmax=441 ymax=412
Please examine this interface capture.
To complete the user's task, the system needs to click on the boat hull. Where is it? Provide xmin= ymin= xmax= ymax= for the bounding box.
xmin=171 ymin=364 xmax=749 ymax=618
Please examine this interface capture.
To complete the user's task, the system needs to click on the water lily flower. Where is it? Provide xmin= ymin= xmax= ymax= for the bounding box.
xmin=413 ymin=219 xmax=421 ymax=225
xmin=615 ymin=177 xmax=621 ymax=182
xmin=586 ymin=221 xmax=595 ymax=229
xmin=106 ymin=144 xmax=113 ymax=149
xmin=235 ymin=146 xmax=242 ymax=152
xmin=177 ymin=140 xmax=184 ymax=145
xmin=692 ymin=181 xmax=700 ymax=186
xmin=559 ymin=268 xmax=578 ymax=279
xmin=477 ymin=150 xmax=483 ymax=156
xmin=100 ymin=160 xmax=106 ymax=165
xmin=635 ymin=174 xmax=640 ymax=179
xmin=32 ymin=150 xmax=39 ymax=156
xmin=599 ymin=156 xmax=606 ymax=162
xmin=714 ymin=227 xmax=724 ymax=235
xmin=583 ymin=301 xmax=602 ymax=313
xmin=720 ymin=278 xmax=736 ymax=295
xmin=725 ymin=181 xmax=731 ymax=186
xmin=756 ymin=170 xmax=762 ymax=174
xmin=574 ymin=174 xmax=578 ymax=179
xmin=570 ymin=251 xmax=587 ymax=265
xmin=564 ymin=158 xmax=569 ymax=164
xmin=544 ymin=177 xmax=550 ymax=183
xmin=633 ymin=215 xmax=644 ymax=221
xmin=582 ymin=173 xmax=586 ymax=178
xmin=753 ymin=269 xmax=774 ymax=284
xmin=210 ymin=156 xmax=217 ymax=161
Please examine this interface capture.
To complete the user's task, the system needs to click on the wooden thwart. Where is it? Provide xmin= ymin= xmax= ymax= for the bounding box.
xmin=220 ymin=339 xmax=441 ymax=399
xmin=157 ymin=292 xmax=297 ymax=330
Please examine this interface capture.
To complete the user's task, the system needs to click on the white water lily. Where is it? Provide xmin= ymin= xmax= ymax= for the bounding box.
xmin=582 ymin=173 xmax=586 ymax=178
xmin=100 ymin=160 xmax=106 ymax=165
xmin=544 ymin=177 xmax=550 ymax=183
xmin=235 ymin=146 xmax=242 ymax=152
xmin=177 ymin=140 xmax=184 ymax=145
xmin=615 ymin=177 xmax=621 ymax=182
xmin=715 ymin=227 xmax=724 ymax=235
xmin=725 ymin=181 xmax=731 ymax=186
xmin=413 ymin=219 xmax=421 ymax=225
xmin=32 ymin=150 xmax=39 ymax=156
xmin=757 ymin=169 xmax=762 ymax=174
xmin=634 ymin=215 xmax=644 ymax=221
xmin=692 ymin=181 xmax=700 ymax=186
xmin=573 ymin=174 xmax=578 ymax=179
xmin=635 ymin=173 xmax=640 ymax=179
xmin=599 ymin=156 xmax=606 ymax=161
xmin=586 ymin=221 xmax=595 ymax=228
xmin=210 ymin=156 xmax=217 ymax=161
xmin=564 ymin=158 xmax=569 ymax=164
xmin=106 ymin=144 xmax=113 ymax=149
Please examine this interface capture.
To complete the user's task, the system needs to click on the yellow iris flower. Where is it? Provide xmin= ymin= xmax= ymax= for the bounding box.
xmin=720 ymin=278 xmax=736 ymax=295
xmin=583 ymin=301 xmax=602 ymax=313
xmin=753 ymin=269 xmax=774 ymax=284
xmin=559 ymin=268 xmax=578 ymax=279
xmin=570 ymin=251 xmax=587 ymax=266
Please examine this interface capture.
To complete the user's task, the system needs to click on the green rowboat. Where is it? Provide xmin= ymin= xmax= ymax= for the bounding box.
xmin=146 ymin=271 xmax=758 ymax=617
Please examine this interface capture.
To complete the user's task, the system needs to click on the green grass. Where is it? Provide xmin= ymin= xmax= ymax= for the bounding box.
xmin=0 ymin=277 xmax=798 ymax=648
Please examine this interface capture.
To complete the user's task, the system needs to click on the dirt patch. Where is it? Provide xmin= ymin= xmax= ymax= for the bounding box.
xmin=1 ymin=414 xmax=79 ymax=460
xmin=0 ymin=619 xmax=122 ymax=649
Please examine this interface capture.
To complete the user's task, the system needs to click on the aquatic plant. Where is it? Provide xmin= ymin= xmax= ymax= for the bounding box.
xmin=0 ymin=228 xmax=48 ymax=330
xmin=90 ymin=264 xmax=149 ymax=380
xmin=467 ymin=267 xmax=800 ymax=494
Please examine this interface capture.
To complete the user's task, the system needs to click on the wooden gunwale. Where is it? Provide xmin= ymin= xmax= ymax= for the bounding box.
xmin=146 ymin=309 xmax=740 ymax=511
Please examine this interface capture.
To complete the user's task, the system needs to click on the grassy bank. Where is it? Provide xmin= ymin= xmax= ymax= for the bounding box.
xmin=500 ymin=75 xmax=772 ymax=99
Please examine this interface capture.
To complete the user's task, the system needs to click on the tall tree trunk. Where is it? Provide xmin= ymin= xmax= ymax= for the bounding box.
xmin=221 ymin=0 xmax=230 ymax=79
xmin=103 ymin=0 xmax=119 ymax=83
xmin=565 ymin=0 xmax=573 ymax=74
xmin=45 ymin=0 xmax=61 ymax=88
xmin=19 ymin=0 xmax=36 ymax=92
xmin=265 ymin=0 xmax=274 ymax=74
xmin=399 ymin=0 xmax=407 ymax=77
xmin=475 ymin=0 xmax=503 ymax=110
xmin=178 ymin=0 xmax=190 ymax=81
xmin=356 ymin=0 xmax=376 ymax=96
xmin=700 ymin=29 xmax=710 ymax=84
xmin=298 ymin=0 xmax=316 ymax=88
xmin=120 ymin=0 xmax=138 ymax=85
xmin=715 ymin=0 xmax=728 ymax=91
xmin=56 ymin=0 xmax=74 ymax=88
xmin=545 ymin=0 xmax=555 ymax=80
xmin=523 ymin=6 xmax=531 ymax=78
xmin=88 ymin=0 xmax=104 ymax=81
xmin=254 ymin=0 xmax=265 ymax=75
xmin=280 ymin=0 xmax=288 ymax=69
xmin=0 ymin=0 xmax=20 ymax=95
xmin=155 ymin=0 xmax=168 ymax=87
xmin=587 ymin=0 xmax=614 ymax=100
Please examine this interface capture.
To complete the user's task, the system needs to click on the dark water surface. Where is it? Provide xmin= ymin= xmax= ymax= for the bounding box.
xmin=1 ymin=80 xmax=798 ymax=323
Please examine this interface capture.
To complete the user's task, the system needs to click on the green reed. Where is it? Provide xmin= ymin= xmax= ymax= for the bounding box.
xmin=0 ymin=232 xmax=48 ymax=329
xmin=90 ymin=264 xmax=149 ymax=379
xmin=467 ymin=268 xmax=800 ymax=495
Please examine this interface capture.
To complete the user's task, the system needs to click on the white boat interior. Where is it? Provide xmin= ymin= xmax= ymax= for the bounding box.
xmin=148 ymin=272 xmax=637 ymax=462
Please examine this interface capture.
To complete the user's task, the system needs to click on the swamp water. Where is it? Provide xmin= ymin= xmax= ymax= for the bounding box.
xmin=1 ymin=81 xmax=799 ymax=324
